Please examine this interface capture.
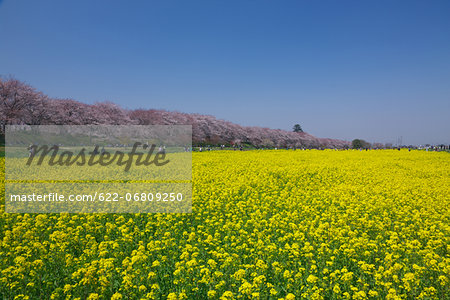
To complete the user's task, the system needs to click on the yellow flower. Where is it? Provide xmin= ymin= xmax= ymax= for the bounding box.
xmin=152 ymin=260 xmax=160 ymax=268
xmin=233 ymin=269 xmax=246 ymax=281
xmin=220 ymin=291 xmax=234 ymax=300
xmin=167 ymin=292 xmax=177 ymax=300
xmin=207 ymin=290 xmax=217 ymax=298
xmin=111 ymin=293 xmax=123 ymax=300
xmin=438 ymin=275 xmax=448 ymax=286
xmin=1 ymin=151 xmax=449 ymax=300
xmin=333 ymin=284 xmax=341 ymax=294
xmin=307 ymin=275 xmax=318 ymax=284
xmin=285 ymin=293 xmax=295 ymax=300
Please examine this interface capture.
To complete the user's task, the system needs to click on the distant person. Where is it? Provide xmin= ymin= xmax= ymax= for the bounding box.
xmin=92 ymin=146 xmax=99 ymax=155
xmin=28 ymin=144 xmax=35 ymax=157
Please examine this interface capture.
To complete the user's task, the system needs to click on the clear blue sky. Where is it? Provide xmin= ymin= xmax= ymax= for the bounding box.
xmin=1 ymin=0 xmax=449 ymax=145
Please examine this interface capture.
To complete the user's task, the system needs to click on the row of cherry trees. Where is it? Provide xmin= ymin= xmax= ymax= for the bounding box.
xmin=0 ymin=78 xmax=349 ymax=148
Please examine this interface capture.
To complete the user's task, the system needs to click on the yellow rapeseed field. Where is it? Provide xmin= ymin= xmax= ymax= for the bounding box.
xmin=1 ymin=150 xmax=449 ymax=299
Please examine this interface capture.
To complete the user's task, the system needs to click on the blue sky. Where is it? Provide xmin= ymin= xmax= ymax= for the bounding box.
xmin=1 ymin=0 xmax=449 ymax=145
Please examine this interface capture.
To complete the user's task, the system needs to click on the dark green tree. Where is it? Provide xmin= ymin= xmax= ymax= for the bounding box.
xmin=352 ymin=139 xmax=370 ymax=149
xmin=293 ymin=124 xmax=303 ymax=133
